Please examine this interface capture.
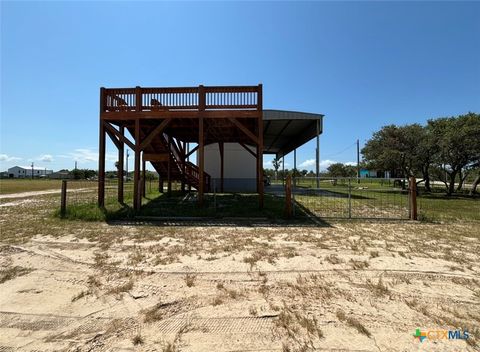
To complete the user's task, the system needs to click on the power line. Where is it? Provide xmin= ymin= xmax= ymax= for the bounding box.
xmin=322 ymin=142 xmax=357 ymax=158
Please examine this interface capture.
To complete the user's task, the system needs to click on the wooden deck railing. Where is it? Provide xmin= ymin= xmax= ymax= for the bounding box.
xmin=101 ymin=85 xmax=261 ymax=113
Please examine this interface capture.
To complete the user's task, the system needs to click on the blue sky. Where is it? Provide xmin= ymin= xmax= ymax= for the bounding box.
xmin=1 ymin=1 xmax=479 ymax=172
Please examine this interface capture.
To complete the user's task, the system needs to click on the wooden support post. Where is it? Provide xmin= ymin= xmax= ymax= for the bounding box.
xmin=118 ymin=126 xmax=124 ymax=203
xmin=98 ymin=119 xmax=106 ymax=207
xmin=284 ymin=175 xmax=292 ymax=218
xmin=410 ymin=176 xmax=417 ymax=220
xmin=198 ymin=85 xmax=205 ymax=206
xmin=198 ymin=117 xmax=205 ymax=206
xmin=293 ymin=148 xmax=297 ymax=187
xmin=159 ymin=175 xmax=164 ymax=193
xmin=133 ymin=119 xmax=141 ymax=210
xmin=142 ymin=155 xmax=146 ymax=197
xmin=181 ymin=141 xmax=186 ymax=192
xmin=167 ymin=136 xmax=172 ymax=196
xmin=257 ymin=84 xmax=264 ymax=209
xmin=219 ymin=142 xmax=224 ymax=193
xmin=60 ymin=180 xmax=67 ymax=218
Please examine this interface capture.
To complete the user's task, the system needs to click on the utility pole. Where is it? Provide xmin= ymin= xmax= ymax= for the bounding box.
xmin=31 ymin=162 xmax=34 ymax=180
xmin=74 ymin=161 xmax=77 ymax=170
xmin=126 ymin=149 xmax=130 ymax=181
xmin=356 ymin=139 xmax=360 ymax=183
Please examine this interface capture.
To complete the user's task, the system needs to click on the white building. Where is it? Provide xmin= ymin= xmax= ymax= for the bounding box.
xmin=201 ymin=110 xmax=324 ymax=192
xmin=7 ymin=166 xmax=53 ymax=178
xmin=204 ymin=143 xmax=257 ymax=192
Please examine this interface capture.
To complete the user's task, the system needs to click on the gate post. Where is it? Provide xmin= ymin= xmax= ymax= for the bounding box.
xmin=348 ymin=178 xmax=352 ymax=219
xmin=284 ymin=175 xmax=292 ymax=218
xmin=60 ymin=180 xmax=67 ymax=218
xmin=409 ymin=176 xmax=417 ymax=220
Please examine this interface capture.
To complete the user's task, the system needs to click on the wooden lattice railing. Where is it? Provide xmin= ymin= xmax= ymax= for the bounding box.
xmin=101 ymin=85 xmax=261 ymax=113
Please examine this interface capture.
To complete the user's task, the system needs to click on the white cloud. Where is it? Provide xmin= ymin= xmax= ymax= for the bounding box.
xmin=0 ymin=154 xmax=22 ymax=162
xmin=38 ymin=154 xmax=53 ymax=162
xmin=299 ymin=159 xmax=315 ymax=168
xmin=297 ymin=159 xmax=356 ymax=171
xmin=58 ymin=148 xmax=116 ymax=164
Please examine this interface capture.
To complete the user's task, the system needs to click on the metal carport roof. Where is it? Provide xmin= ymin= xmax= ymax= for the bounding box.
xmin=263 ymin=109 xmax=324 ymax=157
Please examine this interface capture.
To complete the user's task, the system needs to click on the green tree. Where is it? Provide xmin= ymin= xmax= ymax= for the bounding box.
xmin=327 ymin=163 xmax=356 ymax=177
xmin=362 ymin=124 xmax=436 ymax=191
xmin=428 ymin=113 xmax=480 ymax=195
xmin=271 ymin=157 xmax=282 ymax=181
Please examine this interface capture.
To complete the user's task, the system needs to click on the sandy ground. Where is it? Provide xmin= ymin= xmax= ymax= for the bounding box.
xmin=0 ymin=192 xmax=479 ymax=351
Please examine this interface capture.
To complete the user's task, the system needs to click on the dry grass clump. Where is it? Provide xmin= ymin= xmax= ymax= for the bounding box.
xmin=325 ymin=254 xmax=344 ymax=265
xmin=349 ymin=259 xmax=369 ymax=270
xmin=154 ymin=254 xmax=179 ymax=266
xmin=366 ymin=277 xmax=390 ymax=297
xmin=127 ymin=248 xmax=146 ymax=266
xmin=143 ymin=301 xmax=179 ymax=323
xmin=132 ymin=333 xmax=144 ymax=345
xmin=275 ymin=304 xmax=323 ymax=346
xmin=212 ymin=294 xmax=224 ymax=306
xmin=184 ymin=273 xmax=197 ymax=287
xmin=87 ymin=274 xmax=101 ymax=287
xmin=336 ymin=309 xmax=371 ymax=338
xmin=106 ymin=279 xmax=134 ymax=295
xmin=0 ymin=265 xmax=33 ymax=284
xmin=286 ymin=274 xmax=333 ymax=300
xmin=243 ymin=249 xmax=278 ymax=269
xmin=71 ymin=289 xmax=91 ymax=302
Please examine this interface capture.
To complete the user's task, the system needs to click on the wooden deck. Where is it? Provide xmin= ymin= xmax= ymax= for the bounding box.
xmin=98 ymin=85 xmax=264 ymax=211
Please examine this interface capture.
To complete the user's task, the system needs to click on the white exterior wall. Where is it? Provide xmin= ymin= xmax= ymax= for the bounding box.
xmin=8 ymin=166 xmax=53 ymax=178
xmin=202 ymin=143 xmax=257 ymax=192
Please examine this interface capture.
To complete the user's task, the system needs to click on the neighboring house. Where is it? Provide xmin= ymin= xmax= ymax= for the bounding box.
xmin=7 ymin=166 xmax=53 ymax=178
xmin=360 ymin=169 xmax=405 ymax=179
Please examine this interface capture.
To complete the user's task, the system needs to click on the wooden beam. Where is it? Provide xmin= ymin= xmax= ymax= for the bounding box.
xmin=198 ymin=116 xmax=204 ymax=206
xmin=142 ymin=155 xmax=146 ymax=197
xmin=219 ymin=142 xmax=224 ymax=193
xmin=228 ymin=118 xmax=259 ymax=144
xmin=105 ymin=128 xmax=121 ymax=149
xmin=167 ymin=136 xmax=172 ymax=196
xmin=98 ymin=118 xmax=106 ymax=207
xmin=139 ymin=118 xmax=171 ymax=151
xmin=186 ymin=145 xmax=199 ymax=158
xmin=118 ymin=126 xmax=124 ymax=203
xmin=104 ymin=122 xmax=136 ymax=150
xmin=258 ymin=84 xmax=264 ymax=209
xmin=239 ymin=142 xmax=257 ymax=158
xmin=143 ymin=153 xmax=170 ymax=162
xmin=101 ymin=110 xmax=260 ymax=120
xmin=133 ymin=119 xmax=141 ymax=210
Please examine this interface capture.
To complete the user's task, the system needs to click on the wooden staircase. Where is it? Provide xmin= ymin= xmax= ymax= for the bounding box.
xmin=127 ymin=125 xmax=210 ymax=192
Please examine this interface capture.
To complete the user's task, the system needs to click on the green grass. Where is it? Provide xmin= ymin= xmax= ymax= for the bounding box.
xmin=59 ymin=190 xmax=289 ymax=221
xmin=57 ymin=178 xmax=479 ymax=222
xmin=292 ymin=178 xmax=479 ymax=221
xmin=0 ymin=179 xmax=64 ymax=194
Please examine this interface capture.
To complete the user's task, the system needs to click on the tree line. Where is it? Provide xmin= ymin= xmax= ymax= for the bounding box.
xmin=361 ymin=112 xmax=480 ymax=195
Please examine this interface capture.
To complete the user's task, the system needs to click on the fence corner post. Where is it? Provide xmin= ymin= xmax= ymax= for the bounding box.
xmin=348 ymin=178 xmax=352 ymax=219
xmin=409 ymin=176 xmax=417 ymax=220
xmin=284 ymin=175 xmax=292 ymax=218
xmin=60 ymin=180 xmax=67 ymax=218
